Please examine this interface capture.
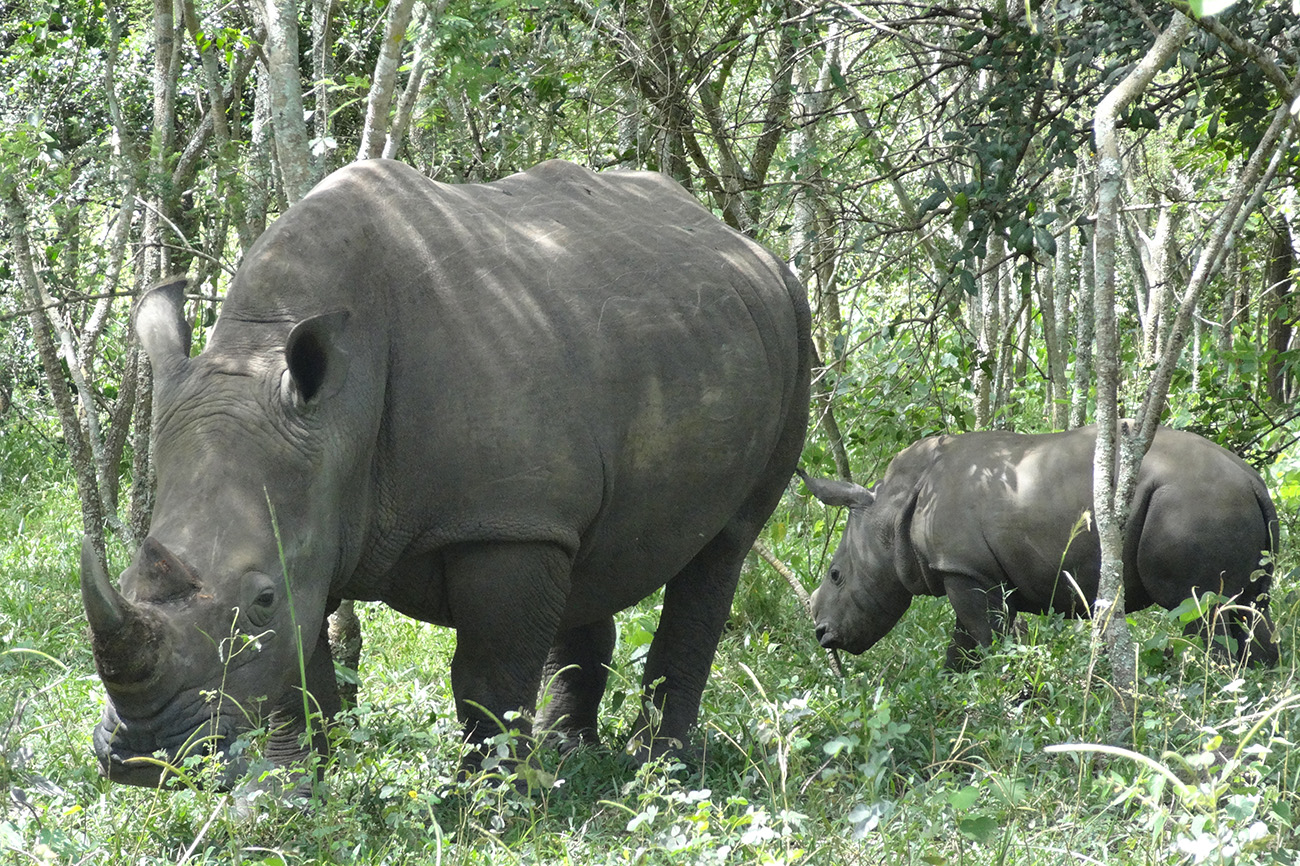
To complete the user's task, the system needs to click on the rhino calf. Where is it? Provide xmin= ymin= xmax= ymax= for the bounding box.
xmin=802 ymin=425 xmax=1279 ymax=669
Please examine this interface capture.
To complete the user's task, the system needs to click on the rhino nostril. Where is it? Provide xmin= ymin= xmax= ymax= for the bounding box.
xmin=815 ymin=622 xmax=831 ymax=646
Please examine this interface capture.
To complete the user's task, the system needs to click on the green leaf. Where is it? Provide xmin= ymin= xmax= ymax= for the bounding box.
xmin=1189 ymin=0 xmax=1240 ymax=17
xmin=959 ymin=815 xmax=999 ymax=844
xmin=829 ymin=64 xmax=848 ymax=92
xmin=948 ymin=785 xmax=980 ymax=811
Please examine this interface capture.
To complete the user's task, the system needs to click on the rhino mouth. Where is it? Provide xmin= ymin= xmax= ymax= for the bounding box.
xmin=93 ymin=701 xmax=249 ymax=789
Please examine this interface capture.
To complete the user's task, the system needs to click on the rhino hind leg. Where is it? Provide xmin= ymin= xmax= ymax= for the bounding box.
xmin=534 ymin=616 xmax=617 ymax=752
xmin=632 ymin=522 xmax=755 ymax=765
xmin=1184 ymin=601 xmax=1280 ymax=667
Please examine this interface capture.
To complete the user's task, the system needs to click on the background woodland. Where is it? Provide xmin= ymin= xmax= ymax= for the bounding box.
xmin=4 ymin=0 xmax=1300 ymax=863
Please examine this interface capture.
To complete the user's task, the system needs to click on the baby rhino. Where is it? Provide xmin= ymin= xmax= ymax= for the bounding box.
xmin=801 ymin=425 xmax=1279 ymax=668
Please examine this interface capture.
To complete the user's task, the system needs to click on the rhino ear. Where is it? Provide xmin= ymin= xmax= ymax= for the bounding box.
xmin=796 ymin=468 xmax=874 ymax=508
xmin=284 ymin=309 xmax=351 ymax=405
xmin=135 ymin=278 xmax=191 ymax=364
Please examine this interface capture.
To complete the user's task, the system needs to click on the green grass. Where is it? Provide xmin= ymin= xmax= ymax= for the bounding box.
xmin=1 ymin=436 xmax=1299 ymax=863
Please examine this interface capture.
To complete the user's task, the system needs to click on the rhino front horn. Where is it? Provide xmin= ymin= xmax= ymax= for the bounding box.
xmin=80 ymin=536 xmax=166 ymax=687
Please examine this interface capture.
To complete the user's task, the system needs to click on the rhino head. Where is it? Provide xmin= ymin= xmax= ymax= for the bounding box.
xmin=799 ymin=470 xmax=916 ymax=654
xmin=81 ymin=279 xmax=370 ymax=787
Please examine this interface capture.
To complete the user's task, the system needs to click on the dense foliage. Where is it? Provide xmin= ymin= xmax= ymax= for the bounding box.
xmin=3 ymin=0 xmax=1300 ymax=862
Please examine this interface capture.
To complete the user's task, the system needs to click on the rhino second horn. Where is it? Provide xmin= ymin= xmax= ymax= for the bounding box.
xmin=80 ymin=536 xmax=166 ymax=687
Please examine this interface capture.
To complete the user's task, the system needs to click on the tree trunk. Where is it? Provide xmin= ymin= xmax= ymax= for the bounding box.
xmin=258 ymin=0 xmax=317 ymax=204
xmin=5 ymin=195 xmax=107 ymax=565
xmin=1070 ymin=218 xmax=1095 ymax=430
xmin=357 ymin=0 xmax=417 ymax=161
xmin=312 ymin=0 xmax=335 ymax=156
xmin=1040 ymin=215 xmax=1072 ymax=430
xmin=645 ymin=0 xmax=690 ymax=185
xmin=1266 ymin=222 xmax=1294 ymax=403
xmin=973 ymin=237 xmax=1005 ymax=429
xmin=384 ymin=2 xmax=444 ymax=160
xmin=1090 ymin=12 xmax=1193 ymax=726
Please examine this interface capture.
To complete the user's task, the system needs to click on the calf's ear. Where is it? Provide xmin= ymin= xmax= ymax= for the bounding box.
xmin=135 ymin=278 xmax=191 ymax=365
xmin=796 ymin=468 xmax=874 ymax=508
xmin=284 ymin=309 xmax=351 ymax=405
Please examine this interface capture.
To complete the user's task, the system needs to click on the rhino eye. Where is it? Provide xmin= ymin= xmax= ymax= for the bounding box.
xmin=242 ymin=575 xmax=277 ymax=628
xmin=830 ymin=568 xmax=844 ymax=587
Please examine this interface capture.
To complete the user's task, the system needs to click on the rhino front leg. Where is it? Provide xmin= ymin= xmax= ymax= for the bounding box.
xmin=444 ymin=541 xmax=571 ymax=770
xmin=252 ymin=621 xmax=340 ymax=792
xmin=535 ymin=617 xmax=616 ymax=751
xmin=633 ymin=529 xmax=746 ymax=764
xmin=943 ymin=575 xmax=1014 ymax=670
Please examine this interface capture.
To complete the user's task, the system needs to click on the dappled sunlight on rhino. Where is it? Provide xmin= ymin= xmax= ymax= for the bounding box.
xmin=802 ymin=425 xmax=1279 ymax=670
xmin=81 ymin=159 xmax=811 ymax=788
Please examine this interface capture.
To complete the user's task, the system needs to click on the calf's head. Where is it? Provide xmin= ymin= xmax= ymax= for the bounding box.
xmin=800 ymin=471 xmax=915 ymax=654
xmin=81 ymin=279 xmax=373 ymax=787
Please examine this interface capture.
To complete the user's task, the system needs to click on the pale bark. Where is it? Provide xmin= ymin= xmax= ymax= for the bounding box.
xmin=973 ymin=236 xmax=1005 ymax=429
xmin=1039 ymin=218 xmax=1072 ymax=430
xmin=1052 ymin=219 xmax=1073 ymax=431
xmin=1090 ymin=12 xmax=1192 ymax=722
xmin=358 ymin=0 xmax=417 ymax=161
xmin=258 ymin=0 xmax=317 ymax=204
xmin=384 ymin=2 xmax=443 ymax=161
xmin=143 ymin=0 xmax=180 ymax=283
xmin=5 ymin=195 xmax=107 ymax=563
xmin=1132 ymin=79 xmax=1298 ymax=445
xmin=312 ymin=0 xmax=335 ymax=151
xmin=1070 ymin=218 xmax=1094 ymax=429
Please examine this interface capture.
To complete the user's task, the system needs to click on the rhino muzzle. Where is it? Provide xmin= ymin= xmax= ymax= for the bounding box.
xmin=92 ymin=707 xmax=245 ymax=789
xmin=81 ymin=536 xmax=251 ymax=789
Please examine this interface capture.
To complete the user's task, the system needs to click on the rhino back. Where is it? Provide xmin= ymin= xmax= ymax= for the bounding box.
xmin=904 ymin=426 xmax=1272 ymax=615
xmin=1125 ymin=428 xmax=1275 ymax=610
xmin=214 ymin=159 xmax=809 ymax=622
xmin=905 ymin=429 xmax=1100 ymax=610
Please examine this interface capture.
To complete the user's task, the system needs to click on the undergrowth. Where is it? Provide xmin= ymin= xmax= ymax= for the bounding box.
xmin=0 ymin=418 xmax=1298 ymax=864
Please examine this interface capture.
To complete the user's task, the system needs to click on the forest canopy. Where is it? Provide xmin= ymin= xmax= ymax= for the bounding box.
xmin=3 ymin=0 xmax=1299 ymax=551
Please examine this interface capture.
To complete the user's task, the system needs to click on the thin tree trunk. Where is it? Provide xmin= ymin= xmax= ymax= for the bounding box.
xmin=312 ymin=0 xmax=335 ymax=153
xmin=357 ymin=0 xmax=417 ymax=161
xmin=5 ymin=195 xmax=107 ymax=565
xmin=1133 ymin=77 xmax=1297 ymax=444
xmin=258 ymin=0 xmax=317 ymax=204
xmin=646 ymin=0 xmax=689 ymax=185
xmin=1053 ymin=219 xmax=1073 ymax=431
xmin=143 ymin=0 xmax=180 ymax=283
xmin=1090 ymin=12 xmax=1193 ymax=725
xmin=973 ymin=237 xmax=1004 ymax=429
xmin=384 ymin=2 xmax=443 ymax=161
xmin=1266 ymin=223 xmax=1294 ymax=402
xmin=1071 ymin=218 xmax=1094 ymax=430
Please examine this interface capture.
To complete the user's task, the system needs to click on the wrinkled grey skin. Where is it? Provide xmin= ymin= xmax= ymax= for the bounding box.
xmin=82 ymin=159 xmax=812 ymax=787
xmin=802 ymin=425 xmax=1279 ymax=669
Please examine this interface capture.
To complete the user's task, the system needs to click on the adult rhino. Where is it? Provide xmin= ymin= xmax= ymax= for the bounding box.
xmin=81 ymin=159 xmax=812 ymax=788
xmin=800 ymin=425 xmax=1278 ymax=669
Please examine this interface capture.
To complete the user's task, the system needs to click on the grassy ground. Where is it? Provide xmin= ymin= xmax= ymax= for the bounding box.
xmin=1 ymin=433 xmax=1298 ymax=864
